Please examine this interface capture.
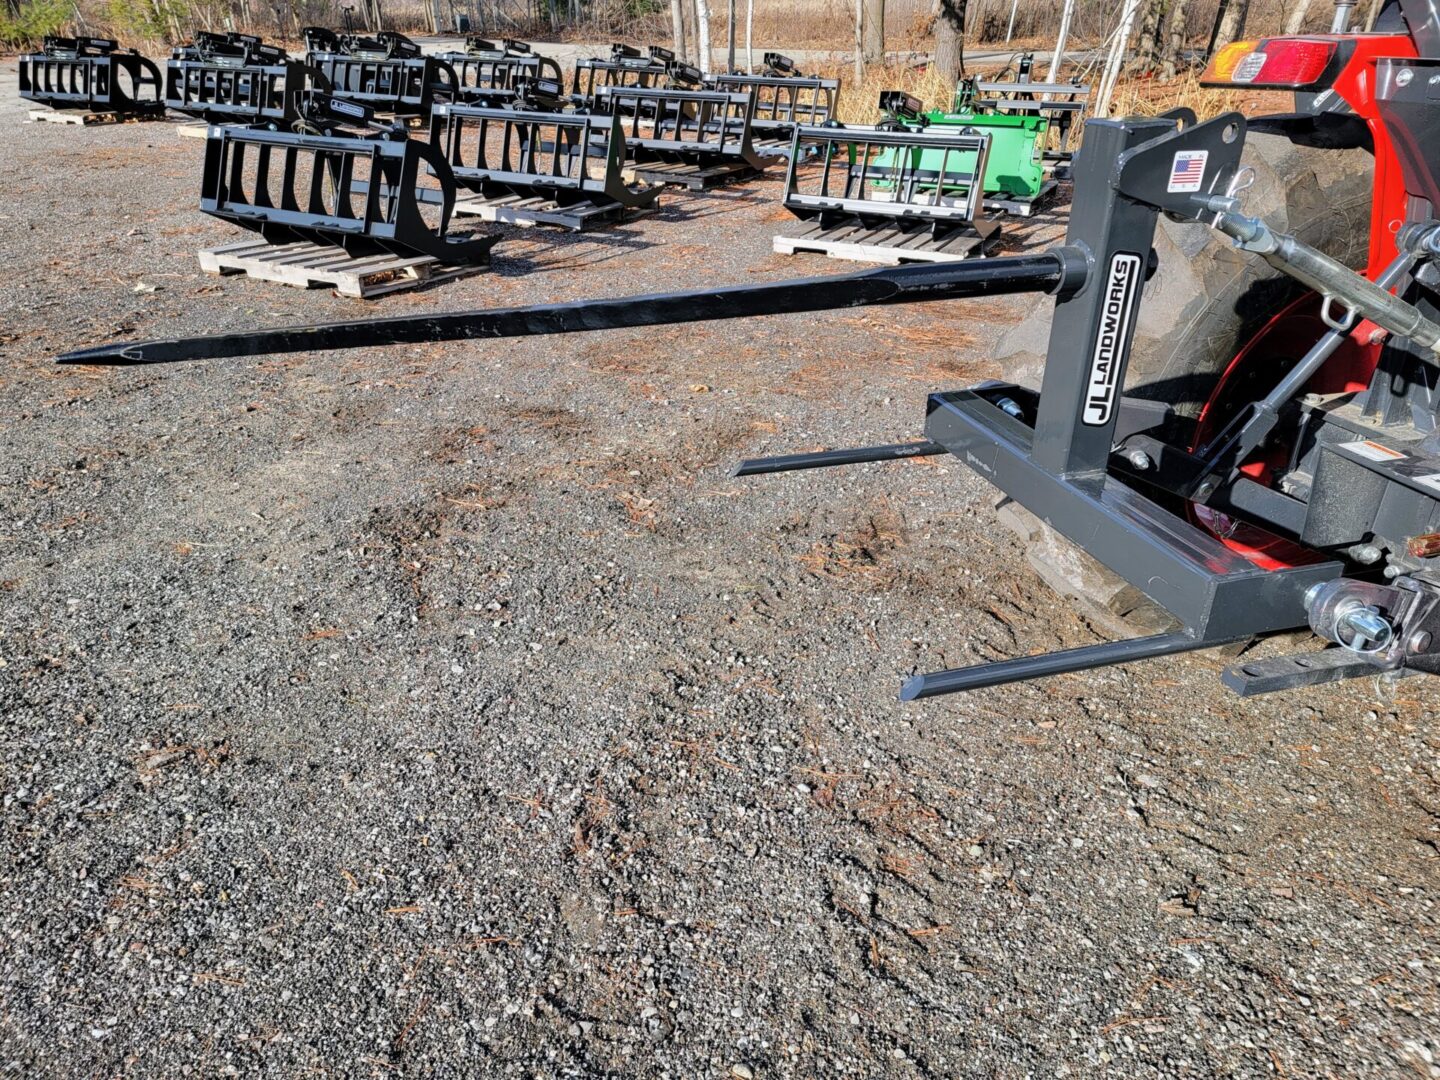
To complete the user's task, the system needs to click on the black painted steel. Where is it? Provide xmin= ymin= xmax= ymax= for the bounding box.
xmin=900 ymin=632 xmax=1228 ymax=699
xmin=781 ymin=123 xmax=994 ymax=238
xmin=429 ymin=103 xmax=658 ymax=211
xmin=733 ymin=441 xmax=945 ymax=477
xmin=165 ymin=32 xmax=328 ymax=124
xmin=19 ymin=36 xmax=164 ymax=116
xmin=56 ymin=253 xmax=1073 ymax=365
xmin=306 ymin=31 xmax=456 ymax=116
xmin=705 ymin=71 xmax=841 ymax=140
xmin=596 ymin=86 xmax=769 ymax=176
xmin=438 ymin=37 xmax=562 ymax=105
xmin=197 ymin=94 xmax=496 ymax=264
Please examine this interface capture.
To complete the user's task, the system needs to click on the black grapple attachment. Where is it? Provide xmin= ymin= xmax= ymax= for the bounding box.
xmin=439 ymin=36 xmax=562 ymax=105
xmin=198 ymin=91 xmax=495 ymax=264
xmin=428 ymin=101 xmax=659 ymax=227
xmin=571 ymin=44 xmax=674 ymax=110
xmin=594 ymin=84 xmax=773 ymax=189
xmin=304 ymin=29 xmax=456 ymax=117
xmin=707 ymin=68 xmax=841 ymax=148
xmin=19 ymin=35 xmax=164 ymax=118
xmin=166 ymin=31 xmax=328 ymax=125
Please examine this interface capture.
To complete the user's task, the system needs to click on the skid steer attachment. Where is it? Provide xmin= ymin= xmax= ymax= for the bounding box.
xmin=705 ymin=70 xmax=841 ymax=155
xmin=429 ymin=100 xmax=659 ymax=229
xmin=773 ymin=122 xmax=999 ymax=263
xmin=571 ymin=44 xmax=676 ymax=110
xmin=595 ymin=85 xmax=772 ymax=189
xmin=198 ymin=92 xmax=495 ymax=264
xmin=876 ymin=89 xmax=1058 ymax=216
xmin=305 ymin=30 xmax=457 ymax=117
xmin=166 ymin=31 xmax=328 ymax=124
xmin=964 ymin=63 xmax=1090 ymax=176
xmin=438 ymin=37 xmax=562 ymax=105
xmin=19 ymin=36 xmax=164 ymax=119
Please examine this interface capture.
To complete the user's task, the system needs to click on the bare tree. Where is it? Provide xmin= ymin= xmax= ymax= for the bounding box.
xmin=1213 ymin=0 xmax=1250 ymax=50
xmin=933 ymin=0 xmax=967 ymax=83
xmin=1160 ymin=0 xmax=1188 ymax=78
xmin=862 ymin=0 xmax=884 ymax=63
xmin=1130 ymin=0 xmax=1165 ymax=72
xmin=695 ymin=0 xmax=712 ymax=73
xmin=745 ymin=0 xmax=753 ymax=72
xmin=670 ymin=0 xmax=687 ymax=63
xmin=1283 ymin=0 xmax=1317 ymax=32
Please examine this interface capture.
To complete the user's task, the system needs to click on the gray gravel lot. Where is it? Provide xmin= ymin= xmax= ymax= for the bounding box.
xmin=2 ymin=57 xmax=1439 ymax=1078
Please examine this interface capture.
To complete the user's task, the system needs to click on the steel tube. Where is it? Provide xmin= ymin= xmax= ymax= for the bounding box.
xmin=733 ymin=440 xmax=944 ymax=477
xmin=899 ymin=631 xmax=1233 ymax=700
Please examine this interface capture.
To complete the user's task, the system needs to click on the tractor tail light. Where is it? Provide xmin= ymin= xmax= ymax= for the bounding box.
xmin=1201 ymin=37 xmax=1341 ymax=89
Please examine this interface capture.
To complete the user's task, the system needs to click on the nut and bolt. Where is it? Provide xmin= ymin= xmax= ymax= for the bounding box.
xmin=1352 ymin=543 xmax=1383 ymax=564
xmin=1126 ymin=449 xmax=1152 ymax=470
xmin=1408 ymin=630 xmax=1433 ymax=654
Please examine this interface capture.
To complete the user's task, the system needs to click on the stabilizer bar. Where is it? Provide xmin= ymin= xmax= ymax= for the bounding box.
xmin=57 ymin=250 xmax=1082 ymax=367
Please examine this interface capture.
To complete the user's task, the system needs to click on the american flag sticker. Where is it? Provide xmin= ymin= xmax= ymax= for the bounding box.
xmin=1167 ymin=150 xmax=1208 ymax=193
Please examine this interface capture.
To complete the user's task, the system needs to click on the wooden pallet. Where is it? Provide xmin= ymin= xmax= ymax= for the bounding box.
xmin=452 ymin=191 xmax=656 ymax=232
xmin=176 ymin=122 xmax=210 ymax=140
xmin=983 ymin=178 xmax=1060 ymax=218
xmin=773 ymin=218 xmax=1001 ymax=265
xmin=198 ymin=239 xmax=486 ymax=298
xmin=622 ymin=159 xmax=762 ymax=191
xmin=27 ymin=107 xmax=166 ymax=126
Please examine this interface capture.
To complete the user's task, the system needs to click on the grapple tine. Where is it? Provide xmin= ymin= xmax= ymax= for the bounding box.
xmin=305 ymin=30 xmax=452 ymax=118
xmin=705 ymin=71 xmax=841 ymax=146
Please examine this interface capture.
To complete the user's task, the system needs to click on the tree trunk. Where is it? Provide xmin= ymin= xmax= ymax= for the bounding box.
xmin=853 ymin=0 xmax=862 ymax=82
xmin=1159 ymin=0 xmax=1188 ymax=78
xmin=1213 ymin=0 xmax=1249 ymax=49
xmin=695 ymin=0 xmax=712 ymax=73
xmin=863 ymin=0 xmax=885 ymax=62
xmin=671 ymin=0 xmax=688 ymax=62
xmin=1130 ymin=0 xmax=1165 ymax=73
xmin=933 ymin=0 xmax=966 ymax=83
xmin=1283 ymin=0 xmax=1316 ymax=32
xmin=1046 ymin=0 xmax=1074 ymax=81
xmin=727 ymin=0 xmax=736 ymax=70
xmin=745 ymin=0 xmax=753 ymax=72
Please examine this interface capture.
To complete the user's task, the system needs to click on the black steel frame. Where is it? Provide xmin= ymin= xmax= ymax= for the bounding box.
xmin=19 ymin=36 xmax=165 ymax=117
xmin=428 ymin=103 xmax=659 ymax=213
xmin=166 ymin=33 xmax=329 ymax=124
xmin=199 ymin=100 xmax=496 ymax=264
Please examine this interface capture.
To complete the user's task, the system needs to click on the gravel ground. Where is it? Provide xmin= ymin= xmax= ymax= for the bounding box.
xmin=3 ymin=58 xmax=1439 ymax=1079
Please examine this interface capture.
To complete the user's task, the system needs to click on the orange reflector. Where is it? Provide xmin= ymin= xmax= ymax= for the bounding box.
xmin=1407 ymin=533 xmax=1440 ymax=559
xmin=1204 ymin=40 xmax=1260 ymax=83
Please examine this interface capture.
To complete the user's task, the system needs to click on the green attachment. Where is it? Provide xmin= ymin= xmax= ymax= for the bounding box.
xmin=911 ymin=110 xmax=1048 ymax=200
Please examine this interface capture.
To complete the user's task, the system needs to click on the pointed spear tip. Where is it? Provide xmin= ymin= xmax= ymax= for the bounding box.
xmin=55 ymin=341 xmax=150 ymax=366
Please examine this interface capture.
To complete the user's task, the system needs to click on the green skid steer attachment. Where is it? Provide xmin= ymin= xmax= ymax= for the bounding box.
xmin=872 ymin=90 xmax=1058 ymax=216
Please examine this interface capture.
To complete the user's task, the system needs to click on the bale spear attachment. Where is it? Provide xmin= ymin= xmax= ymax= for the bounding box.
xmin=55 ymin=253 xmax=1079 ymax=366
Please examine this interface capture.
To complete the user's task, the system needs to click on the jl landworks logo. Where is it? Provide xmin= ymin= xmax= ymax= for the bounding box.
xmin=1082 ymin=252 xmax=1143 ymax=426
